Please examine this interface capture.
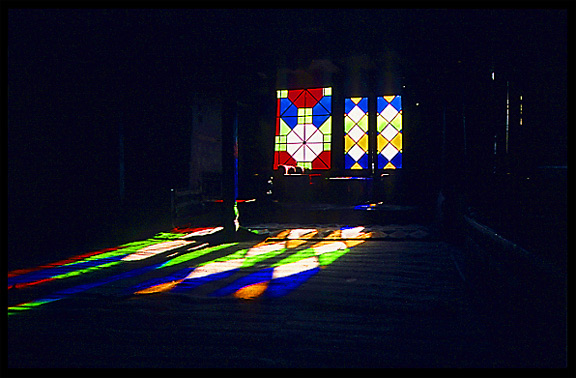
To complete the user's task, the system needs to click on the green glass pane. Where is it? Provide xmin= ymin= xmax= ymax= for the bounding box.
xmin=344 ymin=116 xmax=355 ymax=133
xmin=391 ymin=113 xmax=402 ymax=131
xmin=377 ymin=115 xmax=387 ymax=132
xmin=279 ymin=119 xmax=291 ymax=136
xmin=358 ymin=113 xmax=369 ymax=131
xmin=319 ymin=117 xmax=332 ymax=134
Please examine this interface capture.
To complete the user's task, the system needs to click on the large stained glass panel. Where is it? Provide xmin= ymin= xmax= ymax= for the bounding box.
xmin=376 ymin=95 xmax=402 ymax=169
xmin=344 ymin=97 xmax=369 ymax=169
xmin=274 ymin=88 xmax=332 ymax=170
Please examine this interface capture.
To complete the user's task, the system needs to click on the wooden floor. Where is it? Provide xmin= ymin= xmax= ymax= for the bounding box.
xmin=6 ymin=224 xmax=562 ymax=368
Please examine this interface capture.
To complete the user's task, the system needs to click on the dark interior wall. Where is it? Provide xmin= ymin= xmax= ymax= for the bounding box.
xmin=7 ymin=8 xmax=567 ymax=268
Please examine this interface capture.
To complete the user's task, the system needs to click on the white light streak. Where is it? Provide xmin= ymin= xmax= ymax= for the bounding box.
xmin=121 ymin=240 xmax=194 ymax=261
xmin=272 ymin=257 xmax=319 ymax=280
xmin=184 ymin=259 xmax=245 ymax=279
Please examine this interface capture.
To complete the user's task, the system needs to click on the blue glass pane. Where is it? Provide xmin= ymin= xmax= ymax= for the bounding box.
xmin=391 ymin=152 xmax=403 ymax=169
xmin=281 ymin=99 xmax=297 ymax=117
xmin=358 ymin=97 xmax=368 ymax=113
xmin=281 ymin=116 xmax=298 ymax=128
xmin=344 ymin=154 xmax=356 ymax=169
xmin=358 ymin=153 xmax=369 ymax=169
xmin=391 ymin=96 xmax=402 ymax=112
xmin=315 ymin=96 xmax=331 ymax=115
xmin=377 ymin=97 xmax=388 ymax=113
xmin=377 ymin=154 xmax=388 ymax=169
xmin=344 ymin=98 xmax=356 ymax=114
xmin=312 ymin=114 xmax=330 ymax=127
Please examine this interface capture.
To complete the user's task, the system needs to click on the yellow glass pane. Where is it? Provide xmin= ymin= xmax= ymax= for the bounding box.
xmin=384 ymin=162 xmax=396 ymax=169
xmin=351 ymin=162 xmax=363 ymax=170
xmin=344 ymin=134 xmax=355 ymax=152
xmin=391 ymin=132 xmax=402 ymax=151
xmin=377 ymin=134 xmax=388 ymax=152
xmin=350 ymin=97 xmax=363 ymax=104
xmin=383 ymin=95 xmax=396 ymax=103
xmin=358 ymin=134 xmax=369 ymax=152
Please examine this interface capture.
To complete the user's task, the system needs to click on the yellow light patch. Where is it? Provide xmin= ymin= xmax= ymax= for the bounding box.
xmin=286 ymin=230 xmax=318 ymax=249
xmin=233 ymin=281 xmax=269 ymax=300
xmin=322 ymin=230 xmax=342 ymax=240
xmin=344 ymin=232 xmax=372 ymax=248
xmin=135 ymin=281 xmax=180 ymax=295
xmin=271 ymin=229 xmax=291 ymax=240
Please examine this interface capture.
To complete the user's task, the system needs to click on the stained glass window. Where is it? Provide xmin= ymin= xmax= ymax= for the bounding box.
xmin=376 ymin=95 xmax=402 ymax=169
xmin=274 ymin=88 xmax=332 ymax=170
xmin=344 ymin=97 xmax=369 ymax=169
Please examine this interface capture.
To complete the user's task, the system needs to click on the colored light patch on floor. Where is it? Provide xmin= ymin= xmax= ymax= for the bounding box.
xmin=165 ymin=250 xmax=251 ymax=293
xmin=8 ymin=254 xmax=129 ymax=288
xmin=264 ymin=267 xmax=321 ymax=298
xmin=7 ymin=247 xmax=121 ymax=278
xmin=131 ymin=243 xmax=276 ymax=296
xmin=8 ymin=237 xmax=196 ymax=289
xmin=130 ymin=231 xmax=314 ymax=296
xmin=129 ymin=243 xmax=239 ymax=295
xmin=155 ymin=226 xmax=224 ymax=239
xmin=8 ymin=263 xmax=161 ymax=315
xmin=210 ymin=267 xmax=275 ymax=297
xmin=233 ymin=281 xmax=270 ymax=300
xmin=131 ymin=267 xmax=195 ymax=294
xmin=170 ymin=269 xmax=241 ymax=293
xmin=157 ymin=242 xmax=236 ymax=269
xmin=121 ymin=239 xmax=195 ymax=261
xmin=212 ymin=230 xmax=371 ymax=300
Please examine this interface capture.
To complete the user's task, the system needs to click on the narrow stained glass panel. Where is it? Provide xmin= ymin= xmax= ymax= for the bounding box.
xmin=344 ymin=97 xmax=369 ymax=169
xmin=376 ymin=95 xmax=402 ymax=169
xmin=274 ymin=88 xmax=332 ymax=170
